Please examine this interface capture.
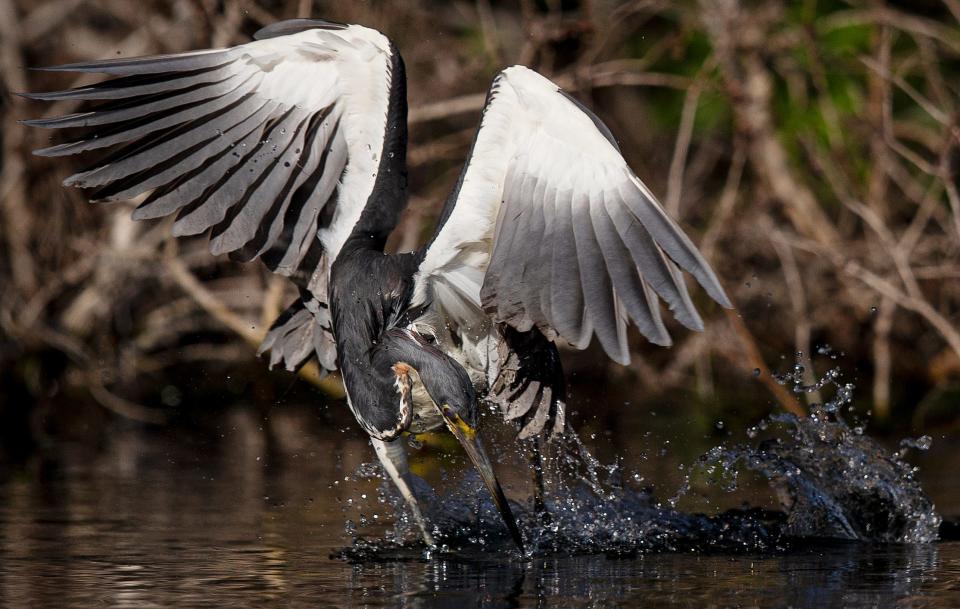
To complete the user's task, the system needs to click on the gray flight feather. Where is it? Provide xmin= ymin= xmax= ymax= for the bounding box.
xmin=208 ymin=110 xmax=306 ymax=253
xmin=35 ymin=76 xmax=255 ymax=157
xmin=617 ymin=180 xmax=731 ymax=308
xmin=18 ymin=63 xmax=238 ymax=101
xmin=570 ymin=190 xmax=626 ymax=364
xmin=30 ymin=49 xmax=238 ymax=75
xmin=22 ymin=73 xmax=242 ymax=129
xmin=547 ymin=186 xmax=585 ymax=342
xmin=69 ymin=98 xmax=271 ymax=193
xmin=591 ymin=191 xmax=672 ymax=346
xmin=605 ymin=194 xmax=703 ymax=332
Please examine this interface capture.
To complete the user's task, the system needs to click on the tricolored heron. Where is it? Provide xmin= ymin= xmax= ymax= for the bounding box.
xmin=24 ymin=18 xmax=730 ymax=552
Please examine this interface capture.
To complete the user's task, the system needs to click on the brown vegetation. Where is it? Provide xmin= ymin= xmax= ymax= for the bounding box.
xmin=1 ymin=0 xmax=959 ymax=431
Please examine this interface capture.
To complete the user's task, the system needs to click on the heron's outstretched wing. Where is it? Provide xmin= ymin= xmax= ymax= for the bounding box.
xmin=413 ymin=66 xmax=730 ymax=366
xmin=25 ymin=19 xmax=402 ymax=374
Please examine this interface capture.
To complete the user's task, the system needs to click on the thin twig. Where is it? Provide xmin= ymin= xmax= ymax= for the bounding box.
xmin=872 ymin=297 xmax=895 ymax=420
xmin=861 ymin=56 xmax=950 ymax=126
xmin=770 ymin=230 xmax=820 ymax=406
xmin=409 ymin=67 xmax=691 ymax=124
xmin=819 ymin=8 xmax=960 ymax=54
xmin=165 ymin=249 xmax=344 ymax=397
xmin=701 ymin=143 xmax=746 ymax=261
xmin=87 ymin=374 xmax=168 ymax=425
xmin=723 ymin=309 xmax=807 ymax=417
xmin=665 ymin=64 xmax=710 ymax=216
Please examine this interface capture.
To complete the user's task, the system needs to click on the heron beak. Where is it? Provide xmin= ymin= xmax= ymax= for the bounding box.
xmin=440 ymin=405 xmax=525 ymax=553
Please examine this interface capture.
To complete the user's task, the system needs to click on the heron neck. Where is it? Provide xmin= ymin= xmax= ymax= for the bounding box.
xmin=344 ymin=45 xmax=409 ymax=253
xmin=328 ymin=250 xmax=421 ymax=365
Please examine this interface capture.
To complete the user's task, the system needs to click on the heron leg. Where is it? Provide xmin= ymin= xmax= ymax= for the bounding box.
xmin=370 ymin=437 xmax=436 ymax=547
xmin=529 ymin=437 xmax=551 ymax=523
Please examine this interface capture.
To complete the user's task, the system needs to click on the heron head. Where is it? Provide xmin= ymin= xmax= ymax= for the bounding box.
xmin=385 ymin=328 xmax=525 ymax=552
xmin=385 ymin=328 xmax=477 ymax=418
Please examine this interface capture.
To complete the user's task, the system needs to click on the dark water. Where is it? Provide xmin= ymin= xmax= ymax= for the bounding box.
xmin=0 ymin=396 xmax=957 ymax=609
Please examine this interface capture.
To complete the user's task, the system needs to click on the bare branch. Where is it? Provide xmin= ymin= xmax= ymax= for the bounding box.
xmin=665 ymin=65 xmax=710 ymax=217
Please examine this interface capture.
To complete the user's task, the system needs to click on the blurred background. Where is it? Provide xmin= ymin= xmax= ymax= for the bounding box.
xmin=1 ymin=0 xmax=959 ymax=466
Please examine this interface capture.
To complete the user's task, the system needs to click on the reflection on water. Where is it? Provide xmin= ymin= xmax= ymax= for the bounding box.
xmin=0 ymin=405 xmax=957 ymax=608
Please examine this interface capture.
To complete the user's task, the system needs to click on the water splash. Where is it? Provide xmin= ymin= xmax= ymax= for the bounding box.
xmin=338 ymin=353 xmax=941 ymax=561
xmin=747 ymin=352 xmax=941 ymax=542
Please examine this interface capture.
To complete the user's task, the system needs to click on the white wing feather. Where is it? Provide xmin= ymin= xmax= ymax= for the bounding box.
xmin=27 ymin=21 xmax=400 ymax=375
xmin=28 ymin=23 xmax=394 ymax=287
xmin=414 ymin=66 xmax=729 ymax=364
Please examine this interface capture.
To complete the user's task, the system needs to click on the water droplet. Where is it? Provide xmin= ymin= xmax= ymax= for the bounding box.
xmin=900 ymin=435 xmax=933 ymax=452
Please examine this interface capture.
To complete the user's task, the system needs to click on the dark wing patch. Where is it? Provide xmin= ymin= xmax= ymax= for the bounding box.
xmin=488 ymin=325 xmax=566 ymax=439
xmin=258 ymin=294 xmax=337 ymax=374
xmin=253 ymin=18 xmax=348 ymax=40
xmin=25 ymin=55 xmax=345 ymax=276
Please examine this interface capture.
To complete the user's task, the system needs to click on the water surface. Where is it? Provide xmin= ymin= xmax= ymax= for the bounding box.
xmin=0 ymin=404 xmax=956 ymax=608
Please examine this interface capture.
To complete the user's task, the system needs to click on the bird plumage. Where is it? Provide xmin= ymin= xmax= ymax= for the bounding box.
xmin=413 ymin=66 xmax=731 ymax=360
xmin=25 ymin=18 xmax=731 ymax=550
xmin=24 ymin=20 xmax=400 ymax=371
